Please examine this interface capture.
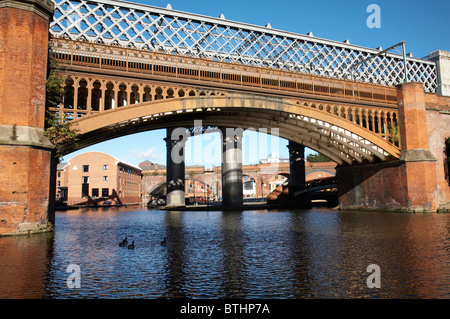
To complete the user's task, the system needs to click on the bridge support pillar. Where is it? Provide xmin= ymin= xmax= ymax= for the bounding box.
xmin=337 ymin=82 xmax=439 ymax=212
xmin=221 ymin=128 xmax=243 ymax=208
xmin=0 ymin=0 xmax=55 ymax=235
xmin=287 ymin=141 xmax=306 ymax=201
xmin=165 ymin=128 xmax=186 ymax=208
xmin=397 ymin=82 xmax=438 ymax=211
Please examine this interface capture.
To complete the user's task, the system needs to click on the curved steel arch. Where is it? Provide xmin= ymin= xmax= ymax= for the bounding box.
xmin=67 ymin=93 xmax=400 ymax=165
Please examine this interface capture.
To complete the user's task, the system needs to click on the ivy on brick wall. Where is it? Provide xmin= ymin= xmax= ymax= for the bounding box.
xmin=44 ymin=51 xmax=79 ymax=160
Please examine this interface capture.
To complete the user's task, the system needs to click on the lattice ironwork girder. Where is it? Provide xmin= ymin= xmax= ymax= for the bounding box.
xmin=50 ymin=0 xmax=438 ymax=92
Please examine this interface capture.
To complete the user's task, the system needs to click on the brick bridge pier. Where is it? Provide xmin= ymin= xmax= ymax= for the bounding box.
xmin=0 ymin=0 xmax=55 ymax=235
xmin=338 ymin=82 xmax=450 ymax=212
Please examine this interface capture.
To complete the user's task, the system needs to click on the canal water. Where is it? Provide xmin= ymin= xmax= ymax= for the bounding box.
xmin=0 ymin=207 xmax=449 ymax=299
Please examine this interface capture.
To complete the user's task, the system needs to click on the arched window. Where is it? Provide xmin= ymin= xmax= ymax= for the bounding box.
xmin=104 ymin=82 xmax=115 ymax=110
xmin=91 ymin=81 xmax=102 ymax=111
xmin=77 ymin=78 xmax=88 ymax=111
xmin=118 ymin=83 xmax=127 ymax=107
xmin=63 ymin=77 xmax=74 ymax=109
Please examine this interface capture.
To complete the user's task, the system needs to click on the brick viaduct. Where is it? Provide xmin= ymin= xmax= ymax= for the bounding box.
xmin=141 ymin=161 xmax=337 ymax=204
xmin=0 ymin=0 xmax=449 ymax=236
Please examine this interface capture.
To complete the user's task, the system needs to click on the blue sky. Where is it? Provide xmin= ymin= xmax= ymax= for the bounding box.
xmin=64 ymin=0 xmax=450 ymax=166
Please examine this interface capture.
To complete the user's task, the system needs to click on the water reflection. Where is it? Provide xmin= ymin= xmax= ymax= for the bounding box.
xmin=0 ymin=207 xmax=449 ymax=299
xmin=220 ymin=211 xmax=246 ymax=298
xmin=0 ymin=232 xmax=54 ymax=299
xmin=163 ymin=211 xmax=187 ymax=298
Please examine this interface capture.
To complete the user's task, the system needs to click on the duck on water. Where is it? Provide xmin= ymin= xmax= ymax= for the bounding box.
xmin=119 ymin=237 xmax=128 ymax=247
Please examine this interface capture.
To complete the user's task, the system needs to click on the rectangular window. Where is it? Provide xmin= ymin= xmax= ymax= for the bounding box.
xmin=92 ymin=188 xmax=99 ymax=198
xmin=57 ymin=172 xmax=61 ymax=178
xmin=103 ymin=176 xmax=108 ymax=181
xmin=103 ymin=165 xmax=109 ymax=170
xmin=57 ymin=181 xmax=60 ymax=187
xmin=82 ymin=165 xmax=89 ymax=173
xmin=82 ymin=183 xmax=89 ymax=198
xmin=102 ymin=188 xmax=109 ymax=198
xmin=59 ymin=187 xmax=68 ymax=201
xmin=82 ymin=176 xmax=89 ymax=184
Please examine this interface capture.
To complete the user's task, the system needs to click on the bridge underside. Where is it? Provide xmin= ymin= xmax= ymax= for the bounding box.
xmin=63 ymin=94 xmax=401 ymax=167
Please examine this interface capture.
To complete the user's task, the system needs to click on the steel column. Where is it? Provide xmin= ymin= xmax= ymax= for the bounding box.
xmin=165 ymin=128 xmax=186 ymax=208
xmin=287 ymin=141 xmax=306 ymax=199
xmin=221 ymin=127 xmax=243 ymax=207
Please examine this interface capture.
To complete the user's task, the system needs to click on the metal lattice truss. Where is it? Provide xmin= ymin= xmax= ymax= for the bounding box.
xmin=286 ymin=113 xmax=395 ymax=165
xmin=50 ymin=0 xmax=438 ymax=92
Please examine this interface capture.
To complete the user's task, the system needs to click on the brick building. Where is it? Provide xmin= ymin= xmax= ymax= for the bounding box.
xmin=57 ymin=152 xmax=142 ymax=206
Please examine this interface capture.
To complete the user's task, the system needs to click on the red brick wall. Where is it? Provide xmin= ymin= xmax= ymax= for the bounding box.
xmin=337 ymin=161 xmax=408 ymax=211
xmin=0 ymin=5 xmax=52 ymax=235
xmin=0 ymin=146 xmax=52 ymax=233
xmin=425 ymin=99 xmax=450 ymax=205
xmin=0 ymin=7 xmax=49 ymax=128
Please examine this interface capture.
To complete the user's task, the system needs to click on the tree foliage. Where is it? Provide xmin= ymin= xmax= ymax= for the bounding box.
xmin=44 ymin=51 xmax=79 ymax=159
xmin=306 ymin=153 xmax=331 ymax=162
xmin=388 ymin=122 xmax=400 ymax=146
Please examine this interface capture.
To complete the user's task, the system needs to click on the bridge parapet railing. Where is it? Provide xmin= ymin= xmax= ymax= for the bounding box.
xmin=51 ymin=37 xmax=398 ymax=105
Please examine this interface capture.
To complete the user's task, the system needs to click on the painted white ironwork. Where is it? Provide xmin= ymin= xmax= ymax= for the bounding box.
xmin=49 ymin=0 xmax=438 ymax=92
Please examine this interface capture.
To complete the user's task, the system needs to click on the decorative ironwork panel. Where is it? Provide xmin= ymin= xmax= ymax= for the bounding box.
xmin=49 ymin=0 xmax=438 ymax=92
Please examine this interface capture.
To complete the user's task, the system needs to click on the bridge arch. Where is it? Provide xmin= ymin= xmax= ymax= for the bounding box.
xmin=65 ymin=93 xmax=400 ymax=166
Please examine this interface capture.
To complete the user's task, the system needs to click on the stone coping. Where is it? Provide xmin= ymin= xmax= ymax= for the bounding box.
xmin=0 ymin=0 xmax=54 ymax=20
xmin=0 ymin=124 xmax=55 ymax=150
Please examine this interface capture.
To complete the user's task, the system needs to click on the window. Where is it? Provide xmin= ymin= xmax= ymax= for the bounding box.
xmin=92 ymin=188 xmax=99 ymax=198
xmin=57 ymin=181 xmax=60 ymax=187
xmin=57 ymin=172 xmax=61 ymax=178
xmin=59 ymin=187 xmax=68 ymax=201
xmin=103 ymin=176 xmax=108 ymax=181
xmin=82 ymin=176 xmax=89 ymax=184
xmin=102 ymin=188 xmax=109 ymax=198
xmin=82 ymin=165 xmax=89 ymax=172
xmin=82 ymin=184 xmax=89 ymax=198
xmin=103 ymin=165 xmax=109 ymax=170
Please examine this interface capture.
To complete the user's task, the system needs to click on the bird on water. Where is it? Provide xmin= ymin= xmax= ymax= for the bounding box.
xmin=128 ymin=241 xmax=135 ymax=249
xmin=119 ymin=237 xmax=128 ymax=247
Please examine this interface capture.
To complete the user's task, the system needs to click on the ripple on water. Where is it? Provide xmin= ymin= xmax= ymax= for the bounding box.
xmin=1 ymin=207 xmax=450 ymax=298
